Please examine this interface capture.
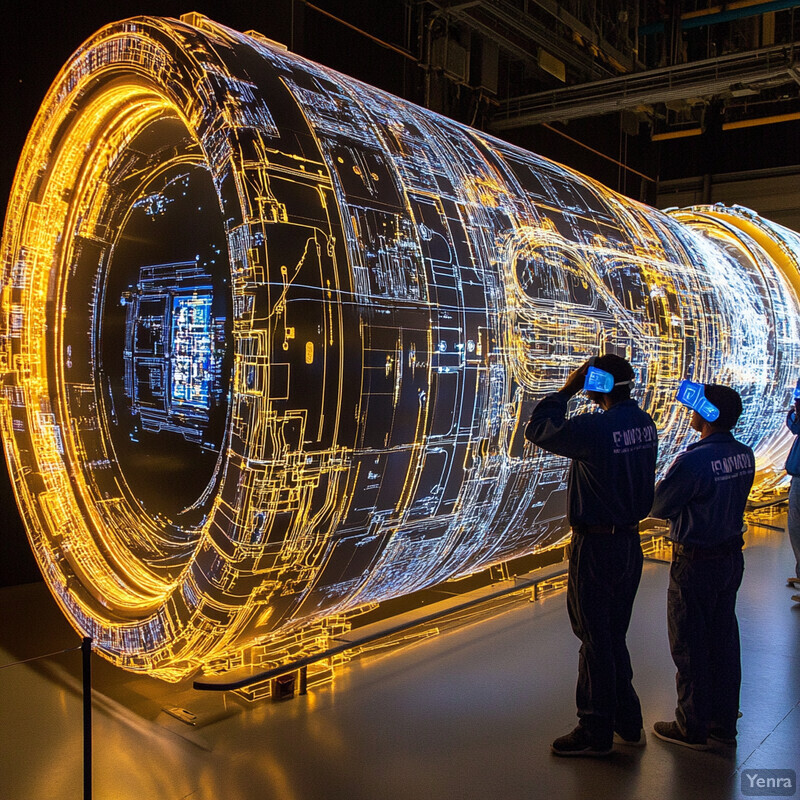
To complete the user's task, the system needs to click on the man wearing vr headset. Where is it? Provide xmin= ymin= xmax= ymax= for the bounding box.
xmin=649 ymin=383 xmax=755 ymax=751
xmin=526 ymin=353 xmax=658 ymax=757
xmin=785 ymin=388 xmax=800 ymax=600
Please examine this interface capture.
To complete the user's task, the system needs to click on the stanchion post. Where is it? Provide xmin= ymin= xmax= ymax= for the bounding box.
xmin=82 ymin=637 xmax=92 ymax=800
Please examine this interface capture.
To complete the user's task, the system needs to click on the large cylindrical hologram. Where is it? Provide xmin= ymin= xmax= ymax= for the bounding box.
xmin=2 ymin=14 xmax=799 ymax=680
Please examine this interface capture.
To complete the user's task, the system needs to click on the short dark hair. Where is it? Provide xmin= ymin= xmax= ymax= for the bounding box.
xmin=594 ymin=353 xmax=634 ymax=401
xmin=703 ymin=384 xmax=743 ymax=430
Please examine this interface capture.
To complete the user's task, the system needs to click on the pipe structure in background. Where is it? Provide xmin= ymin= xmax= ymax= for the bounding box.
xmin=1 ymin=14 xmax=799 ymax=680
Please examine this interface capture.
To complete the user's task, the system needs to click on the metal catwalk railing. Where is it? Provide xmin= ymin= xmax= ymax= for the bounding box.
xmin=493 ymin=42 xmax=800 ymax=128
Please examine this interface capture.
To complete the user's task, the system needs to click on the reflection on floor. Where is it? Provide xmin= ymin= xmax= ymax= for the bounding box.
xmin=1 ymin=514 xmax=799 ymax=800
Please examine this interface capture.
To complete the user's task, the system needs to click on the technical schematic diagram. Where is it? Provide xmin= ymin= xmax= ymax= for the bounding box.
xmin=121 ymin=261 xmax=227 ymax=446
xmin=1 ymin=14 xmax=799 ymax=681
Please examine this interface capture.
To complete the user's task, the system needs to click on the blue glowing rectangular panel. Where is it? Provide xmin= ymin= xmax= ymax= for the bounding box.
xmin=171 ymin=294 xmax=214 ymax=411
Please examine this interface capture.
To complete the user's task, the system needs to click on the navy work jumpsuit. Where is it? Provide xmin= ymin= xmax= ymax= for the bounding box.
xmin=651 ymin=431 xmax=755 ymax=741
xmin=526 ymin=392 xmax=658 ymax=747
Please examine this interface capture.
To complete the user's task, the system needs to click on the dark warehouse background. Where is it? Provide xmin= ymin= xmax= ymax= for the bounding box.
xmin=2 ymin=0 xmax=800 ymax=586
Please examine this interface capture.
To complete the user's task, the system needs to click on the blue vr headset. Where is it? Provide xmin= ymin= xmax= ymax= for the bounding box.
xmin=676 ymin=380 xmax=720 ymax=422
xmin=582 ymin=358 xmax=634 ymax=394
xmin=583 ymin=366 xmax=615 ymax=393
xmin=793 ymin=378 xmax=800 ymax=400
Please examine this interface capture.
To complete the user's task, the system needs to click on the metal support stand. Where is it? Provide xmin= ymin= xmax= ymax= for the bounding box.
xmin=82 ymin=637 xmax=92 ymax=800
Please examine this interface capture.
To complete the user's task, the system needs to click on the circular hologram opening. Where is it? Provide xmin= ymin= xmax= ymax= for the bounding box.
xmin=97 ymin=153 xmax=231 ymax=524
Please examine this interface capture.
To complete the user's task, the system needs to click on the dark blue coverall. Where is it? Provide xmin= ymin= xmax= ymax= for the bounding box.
xmin=651 ymin=432 xmax=755 ymax=741
xmin=784 ymin=408 xmax=800 ymax=580
xmin=526 ymin=393 xmax=658 ymax=747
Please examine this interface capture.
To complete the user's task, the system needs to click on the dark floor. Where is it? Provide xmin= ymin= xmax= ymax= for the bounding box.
xmin=1 ymin=512 xmax=798 ymax=800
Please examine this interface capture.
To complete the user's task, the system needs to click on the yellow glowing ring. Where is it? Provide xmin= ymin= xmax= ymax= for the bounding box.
xmin=0 ymin=20 xmax=276 ymax=677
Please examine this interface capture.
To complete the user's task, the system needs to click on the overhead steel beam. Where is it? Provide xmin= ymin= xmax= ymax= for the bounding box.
xmin=492 ymin=43 xmax=800 ymax=129
xmin=526 ymin=0 xmax=635 ymax=72
xmin=639 ymin=0 xmax=800 ymax=34
xmin=427 ymin=0 xmax=616 ymax=81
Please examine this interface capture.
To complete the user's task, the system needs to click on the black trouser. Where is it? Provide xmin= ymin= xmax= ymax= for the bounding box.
xmin=567 ymin=531 xmax=644 ymax=747
xmin=667 ymin=546 xmax=744 ymax=741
